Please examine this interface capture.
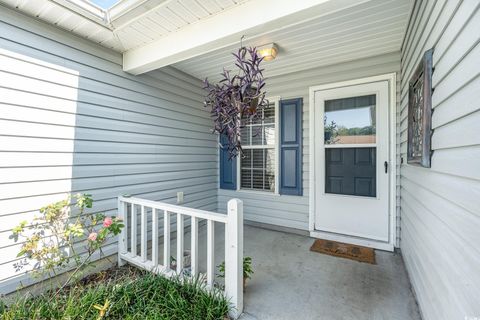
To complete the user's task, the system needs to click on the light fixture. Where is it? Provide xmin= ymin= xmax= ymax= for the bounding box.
xmin=257 ymin=43 xmax=278 ymax=61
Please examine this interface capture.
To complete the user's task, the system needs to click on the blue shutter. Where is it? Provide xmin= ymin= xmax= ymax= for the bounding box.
xmin=279 ymin=98 xmax=303 ymax=195
xmin=219 ymin=134 xmax=237 ymax=190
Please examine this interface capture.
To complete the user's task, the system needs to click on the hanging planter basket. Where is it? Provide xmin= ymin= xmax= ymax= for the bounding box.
xmin=204 ymin=47 xmax=269 ymax=159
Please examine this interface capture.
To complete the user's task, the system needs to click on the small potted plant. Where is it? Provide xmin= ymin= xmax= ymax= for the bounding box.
xmin=217 ymin=256 xmax=254 ymax=291
xmin=170 ymin=250 xmax=191 ymax=271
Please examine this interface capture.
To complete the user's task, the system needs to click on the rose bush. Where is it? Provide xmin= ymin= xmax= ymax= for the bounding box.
xmin=11 ymin=194 xmax=124 ymax=291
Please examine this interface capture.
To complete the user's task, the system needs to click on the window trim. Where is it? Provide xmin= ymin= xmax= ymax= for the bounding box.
xmin=237 ymin=96 xmax=280 ymax=194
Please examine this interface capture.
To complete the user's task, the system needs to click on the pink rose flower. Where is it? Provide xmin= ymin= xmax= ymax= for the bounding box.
xmin=103 ymin=217 xmax=113 ymax=228
xmin=88 ymin=232 xmax=97 ymax=241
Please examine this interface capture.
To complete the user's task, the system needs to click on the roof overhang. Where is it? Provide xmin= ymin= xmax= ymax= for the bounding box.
xmin=108 ymin=0 xmax=166 ymax=26
xmin=54 ymin=0 xmax=156 ymax=26
xmin=122 ymin=0 xmax=372 ymax=75
xmin=51 ymin=0 xmax=108 ymax=24
xmin=1 ymin=0 xmax=412 ymax=79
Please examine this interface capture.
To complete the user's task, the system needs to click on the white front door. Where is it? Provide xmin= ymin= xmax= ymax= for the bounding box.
xmin=313 ymin=80 xmax=391 ymax=249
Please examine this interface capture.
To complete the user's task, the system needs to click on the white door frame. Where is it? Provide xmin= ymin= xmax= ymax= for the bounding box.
xmin=308 ymin=73 xmax=397 ymax=251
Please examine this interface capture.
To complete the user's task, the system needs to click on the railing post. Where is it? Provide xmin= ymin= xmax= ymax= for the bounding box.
xmin=117 ymin=197 xmax=127 ymax=267
xmin=225 ymin=199 xmax=243 ymax=319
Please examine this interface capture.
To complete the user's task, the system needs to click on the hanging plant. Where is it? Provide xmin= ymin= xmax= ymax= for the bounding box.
xmin=204 ymin=46 xmax=269 ymax=158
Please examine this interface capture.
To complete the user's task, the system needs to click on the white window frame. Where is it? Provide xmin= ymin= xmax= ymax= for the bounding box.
xmin=237 ymin=96 xmax=280 ymax=194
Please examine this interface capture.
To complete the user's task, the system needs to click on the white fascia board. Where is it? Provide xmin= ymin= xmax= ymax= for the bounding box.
xmin=54 ymin=0 xmax=151 ymax=27
xmin=109 ymin=0 xmax=155 ymax=22
xmin=52 ymin=0 xmax=107 ymax=23
xmin=68 ymin=0 xmax=104 ymax=16
xmin=122 ymin=0 xmax=370 ymax=75
xmin=109 ymin=0 xmax=144 ymax=18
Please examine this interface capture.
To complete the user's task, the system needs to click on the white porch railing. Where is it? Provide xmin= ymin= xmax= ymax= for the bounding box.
xmin=117 ymin=196 xmax=243 ymax=319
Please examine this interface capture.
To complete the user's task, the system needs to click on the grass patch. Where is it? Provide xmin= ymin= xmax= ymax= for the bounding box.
xmin=1 ymin=267 xmax=230 ymax=319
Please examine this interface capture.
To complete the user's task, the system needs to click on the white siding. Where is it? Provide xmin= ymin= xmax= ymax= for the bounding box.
xmin=219 ymin=52 xmax=401 ymax=237
xmin=0 ymin=7 xmax=216 ymax=294
xmin=399 ymin=0 xmax=480 ymax=319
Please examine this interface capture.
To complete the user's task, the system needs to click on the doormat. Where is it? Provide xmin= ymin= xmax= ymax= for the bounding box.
xmin=310 ymin=239 xmax=376 ymax=264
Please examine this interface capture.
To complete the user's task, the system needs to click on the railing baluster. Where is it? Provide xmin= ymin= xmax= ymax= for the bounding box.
xmin=141 ymin=206 xmax=147 ymax=262
xmin=152 ymin=208 xmax=159 ymax=268
xmin=190 ymin=217 xmax=198 ymax=276
xmin=131 ymin=204 xmax=137 ymax=256
xmin=176 ymin=213 xmax=184 ymax=273
xmin=164 ymin=210 xmax=170 ymax=271
xmin=207 ymin=220 xmax=215 ymax=287
xmin=117 ymin=199 xmax=127 ymax=266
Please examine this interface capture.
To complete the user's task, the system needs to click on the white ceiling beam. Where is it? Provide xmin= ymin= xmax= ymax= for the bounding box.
xmin=122 ymin=0 xmax=370 ymax=75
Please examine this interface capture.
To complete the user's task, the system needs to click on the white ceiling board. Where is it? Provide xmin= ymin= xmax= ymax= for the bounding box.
xmin=18 ymin=0 xmax=47 ymax=15
xmin=0 ymin=0 xmax=247 ymax=52
xmin=0 ymin=0 xmax=124 ymax=50
xmin=173 ymin=0 xmax=413 ymax=82
xmin=114 ymin=0 xmax=248 ymax=51
xmin=0 ymin=0 xmax=412 ymax=79
xmin=166 ymin=1 xmax=197 ymax=23
xmin=184 ymin=0 xmax=210 ymax=18
xmin=123 ymin=0 xmax=383 ymax=74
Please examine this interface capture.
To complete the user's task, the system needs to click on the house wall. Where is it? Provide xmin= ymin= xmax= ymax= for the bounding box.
xmin=399 ymin=0 xmax=480 ymax=319
xmin=218 ymin=52 xmax=401 ymax=239
xmin=0 ymin=7 xmax=217 ymax=294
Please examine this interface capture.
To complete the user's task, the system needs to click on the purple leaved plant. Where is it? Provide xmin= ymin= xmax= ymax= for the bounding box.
xmin=204 ymin=47 xmax=269 ymax=158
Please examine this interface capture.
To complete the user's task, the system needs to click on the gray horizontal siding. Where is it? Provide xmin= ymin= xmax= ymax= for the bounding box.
xmin=219 ymin=52 xmax=401 ymax=235
xmin=0 ymin=6 xmax=216 ymax=294
xmin=399 ymin=0 xmax=480 ymax=319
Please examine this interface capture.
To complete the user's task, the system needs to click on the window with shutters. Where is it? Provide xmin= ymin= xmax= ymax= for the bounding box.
xmin=239 ymin=99 xmax=279 ymax=192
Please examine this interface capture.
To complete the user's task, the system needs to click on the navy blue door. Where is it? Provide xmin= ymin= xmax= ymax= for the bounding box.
xmin=325 ymin=147 xmax=376 ymax=197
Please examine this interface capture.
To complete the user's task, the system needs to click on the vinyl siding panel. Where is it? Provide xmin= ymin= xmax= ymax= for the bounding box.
xmin=399 ymin=0 xmax=480 ymax=319
xmin=219 ymin=52 xmax=401 ymax=236
xmin=0 ymin=7 xmax=216 ymax=294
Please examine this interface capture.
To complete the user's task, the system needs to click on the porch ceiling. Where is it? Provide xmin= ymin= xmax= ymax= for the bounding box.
xmin=0 ymin=0 xmax=412 ymax=79
xmin=0 ymin=0 xmax=247 ymax=51
xmin=173 ymin=0 xmax=413 ymax=82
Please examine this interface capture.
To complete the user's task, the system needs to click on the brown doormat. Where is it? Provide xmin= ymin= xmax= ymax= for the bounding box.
xmin=310 ymin=239 xmax=376 ymax=264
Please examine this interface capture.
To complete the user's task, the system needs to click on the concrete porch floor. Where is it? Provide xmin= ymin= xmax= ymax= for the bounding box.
xmin=146 ymin=223 xmax=421 ymax=320
xmin=237 ymin=225 xmax=421 ymax=320
xmin=184 ymin=224 xmax=421 ymax=320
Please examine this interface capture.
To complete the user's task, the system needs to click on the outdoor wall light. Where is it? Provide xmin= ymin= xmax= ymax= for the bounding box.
xmin=257 ymin=43 xmax=278 ymax=61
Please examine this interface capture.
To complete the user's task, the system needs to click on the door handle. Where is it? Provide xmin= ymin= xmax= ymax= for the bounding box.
xmin=384 ymin=161 xmax=388 ymax=174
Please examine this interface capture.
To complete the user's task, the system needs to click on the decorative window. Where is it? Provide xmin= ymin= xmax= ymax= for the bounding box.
xmin=407 ymin=49 xmax=433 ymax=168
xmin=239 ymin=100 xmax=278 ymax=192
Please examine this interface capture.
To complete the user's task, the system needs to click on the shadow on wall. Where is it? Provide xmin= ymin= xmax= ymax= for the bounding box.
xmin=0 ymin=26 xmax=218 ymax=293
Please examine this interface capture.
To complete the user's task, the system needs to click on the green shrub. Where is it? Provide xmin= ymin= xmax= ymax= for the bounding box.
xmin=1 ymin=268 xmax=229 ymax=320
